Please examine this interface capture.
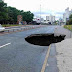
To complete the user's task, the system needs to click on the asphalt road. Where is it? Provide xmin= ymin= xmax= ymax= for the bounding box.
xmin=0 ymin=25 xmax=56 ymax=72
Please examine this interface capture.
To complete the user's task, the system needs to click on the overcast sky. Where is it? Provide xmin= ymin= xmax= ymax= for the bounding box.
xmin=4 ymin=0 xmax=72 ymax=20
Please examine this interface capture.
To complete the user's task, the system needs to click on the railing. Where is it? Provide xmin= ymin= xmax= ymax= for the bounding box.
xmin=4 ymin=26 xmax=43 ymax=33
xmin=4 ymin=27 xmax=31 ymax=33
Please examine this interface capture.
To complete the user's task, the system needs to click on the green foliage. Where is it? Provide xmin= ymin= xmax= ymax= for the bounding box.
xmin=64 ymin=25 xmax=72 ymax=31
xmin=66 ymin=21 xmax=69 ymax=25
xmin=2 ymin=24 xmax=20 ymax=27
xmin=21 ymin=11 xmax=34 ymax=23
xmin=0 ymin=1 xmax=8 ymax=24
xmin=66 ymin=14 xmax=72 ymax=25
xmin=0 ymin=1 xmax=34 ymax=24
xmin=69 ymin=19 xmax=72 ymax=24
xmin=69 ymin=14 xmax=72 ymax=19
xmin=69 ymin=14 xmax=72 ymax=25
xmin=7 ymin=6 xmax=20 ymax=24
xmin=0 ymin=0 xmax=2 ymax=2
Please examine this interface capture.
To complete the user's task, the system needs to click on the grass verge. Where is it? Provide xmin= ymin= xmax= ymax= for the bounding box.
xmin=64 ymin=25 xmax=72 ymax=31
xmin=2 ymin=24 xmax=22 ymax=27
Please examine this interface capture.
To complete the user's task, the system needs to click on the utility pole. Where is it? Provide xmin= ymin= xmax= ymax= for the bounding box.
xmin=40 ymin=0 xmax=41 ymax=24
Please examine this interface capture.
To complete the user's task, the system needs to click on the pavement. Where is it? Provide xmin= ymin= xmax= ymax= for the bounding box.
xmin=44 ymin=26 xmax=72 ymax=72
xmin=0 ymin=25 xmax=72 ymax=72
xmin=51 ymin=26 xmax=72 ymax=72
xmin=0 ymin=25 xmax=56 ymax=72
xmin=54 ymin=25 xmax=72 ymax=38
xmin=56 ymin=38 xmax=72 ymax=72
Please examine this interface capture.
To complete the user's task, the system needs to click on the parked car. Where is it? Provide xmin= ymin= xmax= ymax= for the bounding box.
xmin=48 ymin=22 xmax=52 ymax=25
xmin=0 ymin=24 xmax=5 ymax=32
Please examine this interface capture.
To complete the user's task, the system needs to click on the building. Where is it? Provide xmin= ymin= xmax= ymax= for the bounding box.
xmin=33 ymin=17 xmax=44 ymax=24
xmin=63 ymin=7 xmax=72 ymax=24
xmin=59 ymin=18 xmax=65 ymax=25
xmin=46 ymin=15 xmax=55 ymax=24
xmin=40 ymin=18 xmax=44 ymax=23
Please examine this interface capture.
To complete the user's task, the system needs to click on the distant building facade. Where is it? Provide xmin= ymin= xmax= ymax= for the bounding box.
xmin=59 ymin=18 xmax=65 ymax=25
xmin=33 ymin=17 xmax=44 ymax=24
xmin=63 ymin=7 xmax=72 ymax=24
xmin=46 ymin=15 xmax=55 ymax=24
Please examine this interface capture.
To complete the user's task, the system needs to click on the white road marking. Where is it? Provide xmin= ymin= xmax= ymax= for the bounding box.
xmin=0 ymin=43 xmax=11 ymax=48
xmin=41 ymin=45 xmax=51 ymax=72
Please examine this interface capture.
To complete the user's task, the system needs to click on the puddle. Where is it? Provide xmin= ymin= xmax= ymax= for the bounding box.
xmin=25 ymin=33 xmax=66 ymax=46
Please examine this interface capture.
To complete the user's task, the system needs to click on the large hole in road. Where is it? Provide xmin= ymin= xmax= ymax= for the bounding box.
xmin=25 ymin=33 xmax=66 ymax=46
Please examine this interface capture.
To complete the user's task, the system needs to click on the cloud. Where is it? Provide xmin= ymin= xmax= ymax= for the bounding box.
xmin=5 ymin=0 xmax=68 ymax=20
xmin=33 ymin=10 xmax=64 ymax=20
xmin=55 ymin=12 xmax=64 ymax=14
xmin=33 ymin=10 xmax=52 ymax=15
xmin=33 ymin=10 xmax=53 ymax=19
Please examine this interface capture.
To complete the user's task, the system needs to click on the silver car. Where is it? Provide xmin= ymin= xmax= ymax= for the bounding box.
xmin=0 ymin=24 xmax=5 ymax=32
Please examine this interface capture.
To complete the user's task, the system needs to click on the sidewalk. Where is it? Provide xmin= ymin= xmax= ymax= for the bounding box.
xmin=44 ymin=26 xmax=72 ymax=72
xmin=54 ymin=26 xmax=72 ymax=38
xmin=56 ymin=38 xmax=72 ymax=72
xmin=45 ymin=44 xmax=58 ymax=72
xmin=55 ymin=26 xmax=72 ymax=72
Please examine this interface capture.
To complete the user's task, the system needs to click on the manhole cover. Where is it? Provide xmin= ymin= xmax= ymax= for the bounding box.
xmin=25 ymin=33 xmax=66 ymax=46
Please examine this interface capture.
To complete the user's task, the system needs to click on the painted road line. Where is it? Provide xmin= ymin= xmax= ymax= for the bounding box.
xmin=41 ymin=45 xmax=51 ymax=72
xmin=0 ymin=43 xmax=11 ymax=48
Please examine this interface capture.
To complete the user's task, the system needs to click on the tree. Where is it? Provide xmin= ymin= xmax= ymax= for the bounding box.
xmin=7 ymin=7 xmax=34 ymax=24
xmin=22 ymin=11 xmax=34 ymax=23
xmin=0 ymin=0 xmax=2 ymax=2
xmin=69 ymin=14 xmax=72 ymax=25
xmin=7 ymin=7 xmax=20 ymax=24
xmin=69 ymin=18 xmax=72 ymax=25
xmin=0 ymin=1 xmax=8 ymax=24
xmin=0 ymin=1 xmax=34 ymax=24
xmin=67 ymin=14 xmax=72 ymax=25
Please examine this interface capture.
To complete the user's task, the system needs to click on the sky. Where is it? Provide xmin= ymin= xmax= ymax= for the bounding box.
xmin=4 ymin=0 xmax=72 ymax=20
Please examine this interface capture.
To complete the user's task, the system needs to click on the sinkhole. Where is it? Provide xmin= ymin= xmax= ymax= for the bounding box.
xmin=25 ymin=33 xmax=66 ymax=46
